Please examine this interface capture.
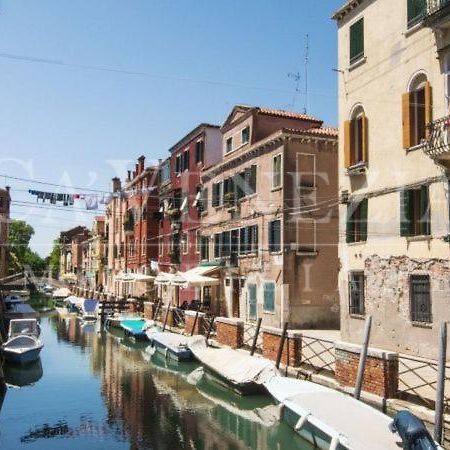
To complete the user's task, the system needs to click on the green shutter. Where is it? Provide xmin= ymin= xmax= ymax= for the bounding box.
xmin=263 ymin=282 xmax=275 ymax=312
xmin=420 ymin=185 xmax=430 ymax=236
xmin=250 ymin=165 xmax=257 ymax=194
xmin=407 ymin=0 xmax=426 ymax=27
xmin=248 ymin=284 xmax=257 ymax=319
xmin=360 ymin=198 xmax=368 ymax=242
xmin=350 ymin=18 xmax=364 ymax=63
xmin=346 ymin=204 xmax=355 ymax=243
xmin=400 ymin=190 xmax=413 ymax=237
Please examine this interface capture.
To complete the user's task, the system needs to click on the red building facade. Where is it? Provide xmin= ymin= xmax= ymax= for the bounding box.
xmin=158 ymin=124 xmax=222 ymax=305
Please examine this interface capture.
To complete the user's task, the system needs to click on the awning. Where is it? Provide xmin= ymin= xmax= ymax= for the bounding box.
xmin=182 ymin=271 xmax=220 ymax=287
xmin=154 ymin=272 xmax=176 ymax=285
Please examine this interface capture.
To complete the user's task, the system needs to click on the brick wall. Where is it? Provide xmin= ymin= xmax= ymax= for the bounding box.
xmin=161 ymin=306 xmax=175 ymax=328
xmin=143 ymin=302 xmax=154 ymax=320
xmin=184 ymin=311 xmax=204 ymax=335
xmin=262 ymin=327 xmax=301 ymax=367
xmin=335 ymin=342 xmax=398 ymax=398
xmin=216 ymin=318 xmax=244 ymax=349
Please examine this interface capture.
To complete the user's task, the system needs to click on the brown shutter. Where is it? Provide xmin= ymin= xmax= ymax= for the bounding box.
xmin=402 ymin=92 xmax=412 ymax=149
xmin=344 ymin=120 xmax=352 ymax=168
xmin=424 ymin=81 xmax=432 ymax=138
xmin=362 ymin=113 xmax=368 ymax=164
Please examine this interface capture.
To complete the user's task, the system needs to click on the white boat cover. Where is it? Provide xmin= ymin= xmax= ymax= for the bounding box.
xmin=53 ymin=287 xmax=71 ymax=298
xmin=152 ymin=332 xmax=203 ymax=352
xmin=190 ymin=340 xmax=279 ymax=386
xmin=265 ymin=377 xmax=399 ymax=450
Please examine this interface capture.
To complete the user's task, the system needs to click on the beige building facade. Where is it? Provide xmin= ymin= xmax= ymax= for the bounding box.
xmin=334 ymin=0 xmax=450 ymax=359
xmin=201 ymin=106 xmax=339 ymax=328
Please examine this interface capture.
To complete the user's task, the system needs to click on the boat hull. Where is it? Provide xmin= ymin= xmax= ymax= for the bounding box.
xmin=1 ymin=346 xmax=42 ymax=365
xmin=153 ymin=339 xmax=193 ymax=362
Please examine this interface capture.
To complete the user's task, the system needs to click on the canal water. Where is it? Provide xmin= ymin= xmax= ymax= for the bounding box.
xmin=0 ymin=315 xmax=313 ymax=449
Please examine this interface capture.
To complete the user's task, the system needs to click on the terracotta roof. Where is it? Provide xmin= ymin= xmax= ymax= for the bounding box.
xmin=283 ymin=127 xmax=338 ymax=138
xmin=257 ymin=107 xmax=322 ymax=123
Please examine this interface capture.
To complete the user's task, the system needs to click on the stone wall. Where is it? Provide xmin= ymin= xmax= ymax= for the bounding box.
xmin=184 ymin=311 xmax=204 ymax=335
xmin=215 ymin=318 xmax=243 ymax=348
xmin=335 ymin=341 xmax=398 ymax=398
xmin=262 ymin=327 xmax=301 ymax=367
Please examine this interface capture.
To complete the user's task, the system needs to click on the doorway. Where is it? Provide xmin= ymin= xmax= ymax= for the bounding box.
xmin=232 ymin=278 xmax=240 ymax=317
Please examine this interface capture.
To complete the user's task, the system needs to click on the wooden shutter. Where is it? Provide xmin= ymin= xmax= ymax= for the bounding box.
xmin=400 ymin=190 xmax=412 ymax=236
xmin=402 ymin=93 xmax=413 ymax=149
xmin=362 ymin=113 xmax=369 ymax=164
xmin=359 ymin=198 xmax=368 ymax=242
xmin=420 ymin=185 xmax=430 ymax=235
xmin=424 ymin=81 xmax=432 ymax=138
xmin=344 ymin=120 xmax=352 ymax=168
xmin=250 ymin=165 xmax=257 ymax=194
xmin=346 ymin=204 xmax=355 ymax=243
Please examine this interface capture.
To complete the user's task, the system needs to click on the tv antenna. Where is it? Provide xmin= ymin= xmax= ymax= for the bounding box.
xmin=304 ymin=34 xmax=309 ymax=114
xmin=287 ymin=71 xmax=301 ymax=110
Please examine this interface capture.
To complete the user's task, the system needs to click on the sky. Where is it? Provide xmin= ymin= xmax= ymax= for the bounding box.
xmin=0 ymin=0 xmax=342 ymax=257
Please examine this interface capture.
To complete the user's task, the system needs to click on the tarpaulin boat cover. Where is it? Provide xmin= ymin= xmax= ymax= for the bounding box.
xmin=83 ymin=299 xmax=98 ymax=313
xmin=189 ymin=339 xmax=279 ymax=386
xmin=152 ymin=333 xmax=203 ymax=353
xmin=265 ymin=377 xmax=400 ymax=450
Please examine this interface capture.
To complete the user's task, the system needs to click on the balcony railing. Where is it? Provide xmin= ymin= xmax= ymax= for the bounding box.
xmin=428 ymin=0 xmax=450 ymax=15
xmin=424 ymin=0 xmax=450 ymax=24
xmin=424 ymin=115 xmax=450 ymax=161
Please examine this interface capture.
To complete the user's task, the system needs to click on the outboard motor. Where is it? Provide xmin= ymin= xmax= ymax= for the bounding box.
xmin=390 ymin=411 xmax=439 ymax=450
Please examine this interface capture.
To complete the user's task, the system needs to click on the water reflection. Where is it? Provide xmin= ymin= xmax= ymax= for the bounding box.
xmin=3 ymin=359 xmax=43 ymax=388
xmin=8 ymin=316 xmax=311 ymax=449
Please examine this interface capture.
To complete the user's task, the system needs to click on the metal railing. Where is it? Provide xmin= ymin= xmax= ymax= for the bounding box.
xmin=201 ymin=313 xmax=216 ymax=339
xmin=297 ymin=335 xmax=336 ymax=376
xmin=425 ymin=115 xmax=450 ymax=159
xmin=242 ymin=321 xmax=263 ymax=352
xmin=427 ymin=0 xmax=450 ymax=16
xmin=398 ymin=354 xmax=450 ymax=412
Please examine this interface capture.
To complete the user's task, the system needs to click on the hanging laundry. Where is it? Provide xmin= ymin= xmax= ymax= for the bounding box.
xmin=85 ymin=195 xmax=98 ymax=210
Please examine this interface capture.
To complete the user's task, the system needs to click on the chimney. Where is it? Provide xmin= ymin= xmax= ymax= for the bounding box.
xmin=138 ymin=155 xmax=145 ymax=173
xmin=112 ymin=177 xmax=121 ymax=193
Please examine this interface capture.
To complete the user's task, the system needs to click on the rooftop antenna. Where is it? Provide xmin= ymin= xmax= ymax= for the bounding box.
xmin=287 ymin=71 xmax=301 ymax=110
xmin=304 ymin=33 xmax=309 ymax=114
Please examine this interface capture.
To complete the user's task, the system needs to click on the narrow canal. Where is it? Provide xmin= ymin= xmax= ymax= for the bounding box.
xmin=0 ymin=315 xmax=313 ymax=449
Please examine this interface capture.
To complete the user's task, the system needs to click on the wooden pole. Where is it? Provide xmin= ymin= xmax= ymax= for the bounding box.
xmin=162 ymin=302 xmax=171 ymax=332
xmin=354 ymin=315 xmax=372 ymax=400
xmin=250 ymin=318 xmax=263 ymax=356
xmin=205 ymin=316 xmax=215 ymax=346
xmin=275 ymin=322 xmax=289 ymax=369
xmin=434 ymin=321 xmax=447 ymax=444
xmin=153 ymin=299 xmax=161 ymax=321
xmin=191 ymin=305 xmax=201 ymax=337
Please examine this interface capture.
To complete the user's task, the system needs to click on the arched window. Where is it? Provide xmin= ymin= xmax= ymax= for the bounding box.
xmin=344 ymin=105 xmax=368 ymax=169
xmin=403 ymin=73 xmax=432 ymax=149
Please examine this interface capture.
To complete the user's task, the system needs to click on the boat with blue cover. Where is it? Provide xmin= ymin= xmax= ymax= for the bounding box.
xmin=120 ymin=318 xmax=153 ymax=340
xmin=80 ymin=298 xmax=98 ymax=321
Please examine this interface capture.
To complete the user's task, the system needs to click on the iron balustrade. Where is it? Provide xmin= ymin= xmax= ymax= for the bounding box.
xmin=297 ymin=335 xmax=336 ymax=376
xmin=425 ymin=115 xmax=450 ymax=159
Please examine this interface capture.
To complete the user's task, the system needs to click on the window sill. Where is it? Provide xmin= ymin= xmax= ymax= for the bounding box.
xmin=224 ymin=141 xmax=248 ymax=157
xmin=349 ymin=314 xmax=365 ymax=320
xmin=406 ymin=235 xmax=432 ymax=242
xmin=238 ymin=253 xmax=258 ymax=260
xmin=347 ymin=240 xmax=367 ymax=246
xmin=269 ymin=251 xmax=283 ymax=256
xmin=238 ymin=193 xmax=257 ymax=204
xmin=345 ymin=162 xmax=367 ymax=176
xmin=404 ymin=20 xmax=423 ymax=37
xmin=263 ymin=310 xmax=276 ymax=315
xmin=412 ymin=321 xmax=432 ymax=329
xmin=348 ymin=56 xmax=367 ymax=72
xmin=296 ymin=251 xmax=318 ymax=256
xmin=271 ymin=185 xmax=283 ymax=192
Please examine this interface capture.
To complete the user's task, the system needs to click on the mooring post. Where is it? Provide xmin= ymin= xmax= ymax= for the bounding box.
xmin=354 ymin=315 xmax=372 ymax=400
xmin=205 ymin=316 xmax=215 ymax=346
xmin=191 ymin=305 xmax=201 ymax=337
xmin=153 ymin=299 xmax=162 ymax=321
xmin=162 ymin=302 xmax=171 ymax=332
xmin=250 ymin=318 xmax=263 ymax=356
xmin=434 ymin=321 xmax=447 ymax=444
xmin=275 ymin=322 xmax=289 ymax=370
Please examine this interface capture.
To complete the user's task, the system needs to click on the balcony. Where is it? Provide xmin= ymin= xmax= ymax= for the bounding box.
xmin=424 ymin=0 xmax=450 ymax=27
xmin=424 ymin=115 xmax=450 ymax=165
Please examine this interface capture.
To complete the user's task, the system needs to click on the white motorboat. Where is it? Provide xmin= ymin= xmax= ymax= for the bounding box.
xmin=1 ymin=319 xmax=43 ymax=365
xmin=80 ymin=298 xmax=99 ymax=321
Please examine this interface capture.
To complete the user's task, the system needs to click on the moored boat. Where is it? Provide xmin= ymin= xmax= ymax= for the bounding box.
xmin=150 ymin=332 xmax=196 ymax=362
xmin=265 ymin=376 xmax=403 ymax=450
xmin=1 ymin=319 xmax=43 ymax=365
xmin=120 ymin=318 xmax=153 ymax=340
xmin=80 ymin=298 xmax=98 ymax=321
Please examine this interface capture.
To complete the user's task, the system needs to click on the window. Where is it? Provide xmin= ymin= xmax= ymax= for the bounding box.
xmin=239 ymin=225 xmax=258 ymax=255
xmin=297 ymin=153 xmax=316 ymax=188
xmin=263 ymin=282 xmax=275 ymax=312
xmin=160 ymin=160 xmax=170 ymax=183
xmin=142 ymin=238 xmax=146 ymax=255
xmin=175 ymin=154 xmax=182 ymax=174
xmin=212 ymin=182 xmax=222 ymax=207
xmin=344 ymin=108 xmax=368 ymax=168
xmin=200 ymin=236 xmax=209 ymax=261
xmin=159 ymin=238 xmax=163 ymax=255
xmin=349 ymin=18 xmax=364 ymax=64
xmin=272 ymin=154 xmax=282 ymax=188
xmin=221 ymin=230 xmax=231 ymax=257
xmin=400 ymin=186 xmax=430 ymax=237
xmin=241 ymin=126 xmax=250 ymax=144
xmin=223 ymin=177 xmax=235 ymax=207
xmin=410 ymin=275 xmax=432 ymax=323
xmin=402 ymin=75 xmax=432 ymax=149
xmin=226 ymin=137 xmax=233 ymax=153
xmin=249 ymin=165 xmax=257 ymax=194
xmin=182 ymin=150 xmax=190 ymax=171
xmin=200 ymin=187 xmax=208 ymax=212
xmin=349 ymin=272 xmax=365 ymax=315
xmin=214 ymin=233 xmax=221 ymax=259
xmin=248 ymin=284 xmax=257 ymax=320
xmin=407 ymin=0 xmax=426 ymax=28
xmin=181 ymin=232 xmax=188 ymax=254
xmin=195 ymin=230 xmax=200 ymax=254
xmin=346 ymin=198 xmax=368 ymax=243
xmin=269 ymin=220 xmax=281 ymax=253
xmin=195 ymin=140 xmax=204 ymax=164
